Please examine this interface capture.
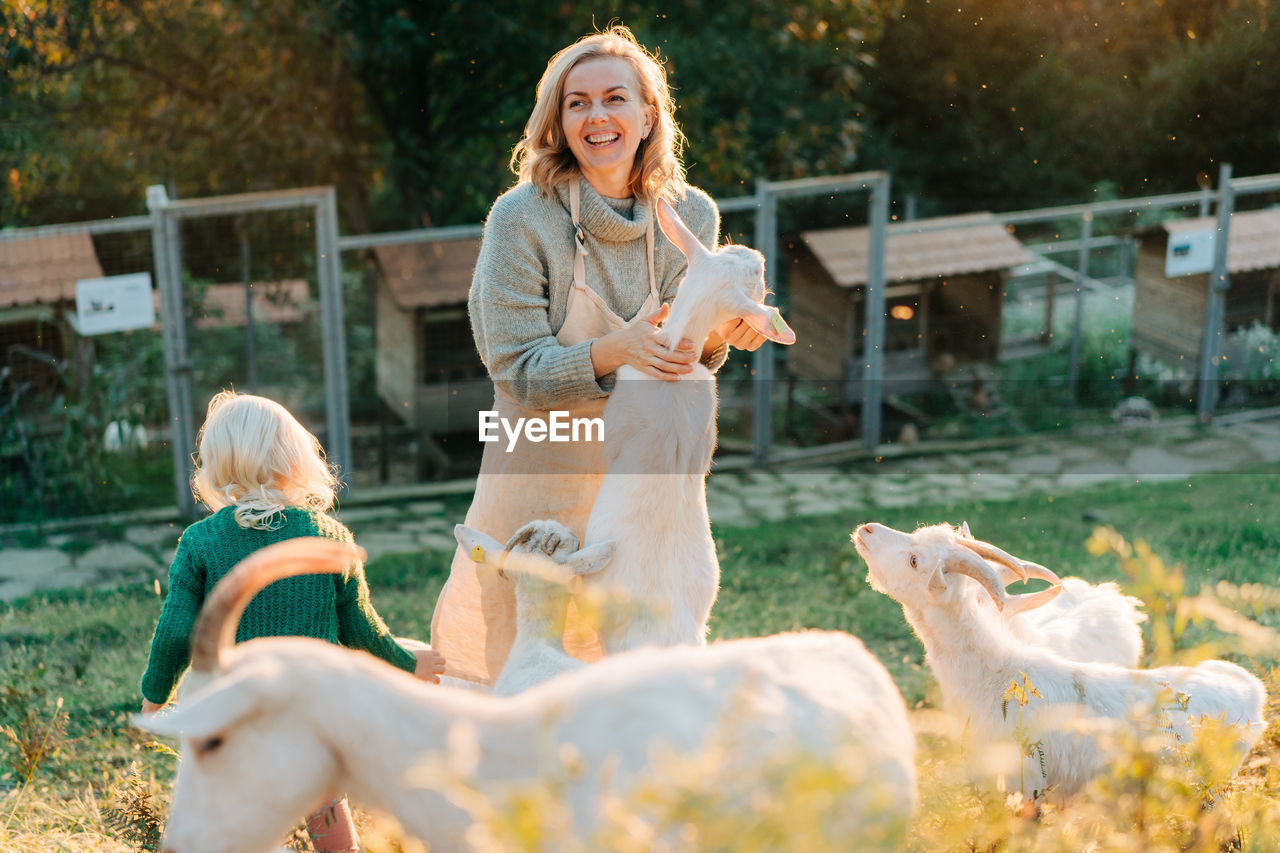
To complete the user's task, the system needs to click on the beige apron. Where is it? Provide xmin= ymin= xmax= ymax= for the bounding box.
xmin=431 ymin=180 xmax=660 ymax=684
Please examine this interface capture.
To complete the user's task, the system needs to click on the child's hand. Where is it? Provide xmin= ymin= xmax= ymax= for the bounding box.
xmin=413 ymin=649 xmax=446 ymax=684
xmin=140 ymin=699 xmax=166 ymax=714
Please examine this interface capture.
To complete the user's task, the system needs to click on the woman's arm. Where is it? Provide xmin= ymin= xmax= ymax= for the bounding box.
xmin=469 ymin=197 xmax=606 ymax=410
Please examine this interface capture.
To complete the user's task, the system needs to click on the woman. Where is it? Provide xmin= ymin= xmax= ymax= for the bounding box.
xmin=432 ymin=25 xmax=765 ymax=685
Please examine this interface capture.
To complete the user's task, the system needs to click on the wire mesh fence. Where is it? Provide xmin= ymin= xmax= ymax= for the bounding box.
xmin=3 ymin=172 xmax=1279 ymax=526
xmin=176 ymin=208 xmax=328 ymax=433
xmin=0 ymin=219 xmax=168 ymax=524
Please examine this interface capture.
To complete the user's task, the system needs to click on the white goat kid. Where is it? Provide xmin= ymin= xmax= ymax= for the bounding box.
xmin=853 ymin=522 xmax=1266 ymax=799
xmin=454 ymin=520 xmax=615 ymax=696
xmin=583 ymin=198 xmax=795 ymax=653
xmin=136 ymin=538 xmax=918 ymax=853
xmin=960 ymin=521 xmax=1147 ymax=667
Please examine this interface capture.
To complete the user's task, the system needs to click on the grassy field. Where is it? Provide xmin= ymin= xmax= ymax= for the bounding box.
xmin=2 ymin=465 xmax=1278 ymax=850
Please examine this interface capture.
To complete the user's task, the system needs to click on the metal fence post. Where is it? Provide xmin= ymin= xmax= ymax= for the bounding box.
xmin=1067 ymin=210 xmax=1093 ymax=403
xmin=147 ymin=184 xmax=196 ymax=518
xmin=1197 ymin=163 xmax=1234 ymax=424
xmin=752 ymin=181 xmax=778 ymax=464
xmin=862 ymin=174 xmax=891 ymax=451
xmin=316 ymin=187 xmax=354 ymax=490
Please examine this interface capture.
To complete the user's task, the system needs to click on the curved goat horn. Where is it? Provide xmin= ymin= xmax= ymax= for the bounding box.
xmin=958 ymin=538 xmax=1030 ymax=582
xmin=1003 ymin=584 xmax=1064 ymax=616
xmin=1019 ymin=560 xmax=1062 ymax=585
xmin=992 ymin=563 xmax=1024 ymax=587
xmin=992 ymin=560 xmax=1063 ymax=588
xmin=942 ymin=549 xmax=1008 ymax=611
xmin=190 ymin=538 xmax=364 ymax=675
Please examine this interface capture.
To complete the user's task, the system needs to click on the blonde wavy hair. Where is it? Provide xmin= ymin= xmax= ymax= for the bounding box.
xmin=511 ymin=24 xmax=687 ymax=201
xmin=191 ymin=390 xmax=338 ymax=529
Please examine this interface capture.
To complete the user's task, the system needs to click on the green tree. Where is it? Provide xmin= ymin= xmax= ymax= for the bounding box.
xmin=3 ymin=1 xmax=898 ymax=230
xmin=860 ymin=0 xmax=1280 ymax=213
xmin=1 ymin=0 xmax=383 ymax=229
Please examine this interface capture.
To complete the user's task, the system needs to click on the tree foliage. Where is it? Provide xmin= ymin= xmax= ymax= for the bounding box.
xmin=861 ymin=0 xmax=1280 ymax=213
xmin=2 ymin=0 xmax=1277 ymax=230
xmin=2 ymin=0 xmax=895 ymax=230
xmin=2 ymin=0 xmax=390 ymax=228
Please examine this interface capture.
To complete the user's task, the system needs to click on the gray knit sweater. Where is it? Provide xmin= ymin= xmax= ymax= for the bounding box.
xmin=468 ymin=176 xmax=728 ymax=409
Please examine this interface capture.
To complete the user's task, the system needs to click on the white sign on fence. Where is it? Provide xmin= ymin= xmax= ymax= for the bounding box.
xmin=1164 ymin=227 xmax=1215 ymax=277
xmin=74 ymin=273 xmax=156 ymax=335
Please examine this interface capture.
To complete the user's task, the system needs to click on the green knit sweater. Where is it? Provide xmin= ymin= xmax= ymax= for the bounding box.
xmin=140 ymin=506 xmax=415 ymax=704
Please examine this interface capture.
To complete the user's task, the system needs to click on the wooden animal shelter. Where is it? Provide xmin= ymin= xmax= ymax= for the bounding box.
xmin=1130 ymin=208 xmax=1280 ymax=369
xmin=787 ymin=213 xmax=1032 ymax=400
xmin=0 ymin=232 xmax=104 ymax=392
xmin=373 ymin=235 xmax=488 ymax=433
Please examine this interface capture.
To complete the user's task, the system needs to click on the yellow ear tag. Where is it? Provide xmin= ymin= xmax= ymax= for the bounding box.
xmin=470 ymin=545 xmax=485 ymax=563
xmin=770 ymin=311 xmax=787 ymax=335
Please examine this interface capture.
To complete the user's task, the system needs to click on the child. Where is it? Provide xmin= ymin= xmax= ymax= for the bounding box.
xmin=140 ymin=390 xmax=444 ymax=853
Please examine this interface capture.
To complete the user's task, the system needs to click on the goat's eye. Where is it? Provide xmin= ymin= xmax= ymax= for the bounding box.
xmin=909 ymin=554 xmax=918 ymax=568
xmin=193 ymin=735 xmax=224 ymax=758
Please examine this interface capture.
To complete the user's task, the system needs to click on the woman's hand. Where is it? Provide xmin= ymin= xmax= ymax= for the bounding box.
xmin=590 ymin=304 xmax=697 ymax=381
xmin=710 ymin=317 xmax=769 ymax=352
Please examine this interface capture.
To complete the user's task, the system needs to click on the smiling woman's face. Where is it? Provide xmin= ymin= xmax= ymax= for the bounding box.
xmin=560 ymin=56 xmax=653 ymax=199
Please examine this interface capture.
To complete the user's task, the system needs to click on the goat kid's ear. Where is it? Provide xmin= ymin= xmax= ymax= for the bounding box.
xmin=724 ymin=288 xmax=795 ymax=345
xmin=566 ymin=540 xmax=617 ymax=577
xmin=454 ymin=524 xmax=508 ymax=567
xmin=132 ymin=663 xmax=277 ymax=741
xmin=738 ymin=303 xmax=797 ymax=345
xmin=655 ymin=197 xmax=708 ymax=260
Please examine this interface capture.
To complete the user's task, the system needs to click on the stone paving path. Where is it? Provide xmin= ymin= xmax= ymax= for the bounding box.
xmin=2 ymin=412 xmax=1277 ymax=602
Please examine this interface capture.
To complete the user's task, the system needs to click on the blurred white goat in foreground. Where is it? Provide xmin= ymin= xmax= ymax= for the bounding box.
xmin=583 ymin=198 xmax=796 ymax=654
xmin=854 ymin=521 xmax=1266 ymax=800
xmin=137 ymin=537 xmax=917 ymax=853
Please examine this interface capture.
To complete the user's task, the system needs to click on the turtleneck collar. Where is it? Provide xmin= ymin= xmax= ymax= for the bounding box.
xmin=555 ymin=175 xmax=651 ymax=243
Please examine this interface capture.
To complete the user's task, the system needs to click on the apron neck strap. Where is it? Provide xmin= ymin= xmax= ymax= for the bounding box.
xmin=569 ymin=177 xmax=658 ymax=299
xmin=645 ymin=206 xmax=657 ymax=299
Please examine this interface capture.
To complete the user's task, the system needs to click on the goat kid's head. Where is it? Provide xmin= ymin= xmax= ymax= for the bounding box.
xmin=654 ymin=197 xmax=796 ymax=351
xmin=852 ymin=522 xmax=1061 ymax=615
xmin=133 ymin=538 xmax=364 ymax=853
xmin=455 ymin=521 xmax=616 ymax=586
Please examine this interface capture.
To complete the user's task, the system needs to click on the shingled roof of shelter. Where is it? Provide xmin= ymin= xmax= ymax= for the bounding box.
xmin=1163 ymin=208 xmax=1280 ymax=274
xmin=374 ymin=236 xmax=481 ymax=310
xmin=800 ymin=213 xmax=1033 ymax=288
xmin=0 ymin=233 xmax=104 ymax=309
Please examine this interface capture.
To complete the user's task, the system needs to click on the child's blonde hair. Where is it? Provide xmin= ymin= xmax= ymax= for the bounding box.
xmin=192 ymin=390 xmax=338 ymax=529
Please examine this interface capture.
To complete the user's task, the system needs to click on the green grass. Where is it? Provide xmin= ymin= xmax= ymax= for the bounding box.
xmin=712 ymin=468 xmax=1280 ymax=701
xmin=2 ymin=465 xmax=1278 ymax=850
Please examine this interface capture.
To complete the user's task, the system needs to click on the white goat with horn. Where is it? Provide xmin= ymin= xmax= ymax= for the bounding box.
xmin=137 ymin=537 xmax=918 ymax=853
xmin=582 ymin=198 xmax=796 ymax=654
xmin=960 ymin=521 xmax=1147 ymax=667
xmin=853 ymin=521 xmax=1266 ymax=799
